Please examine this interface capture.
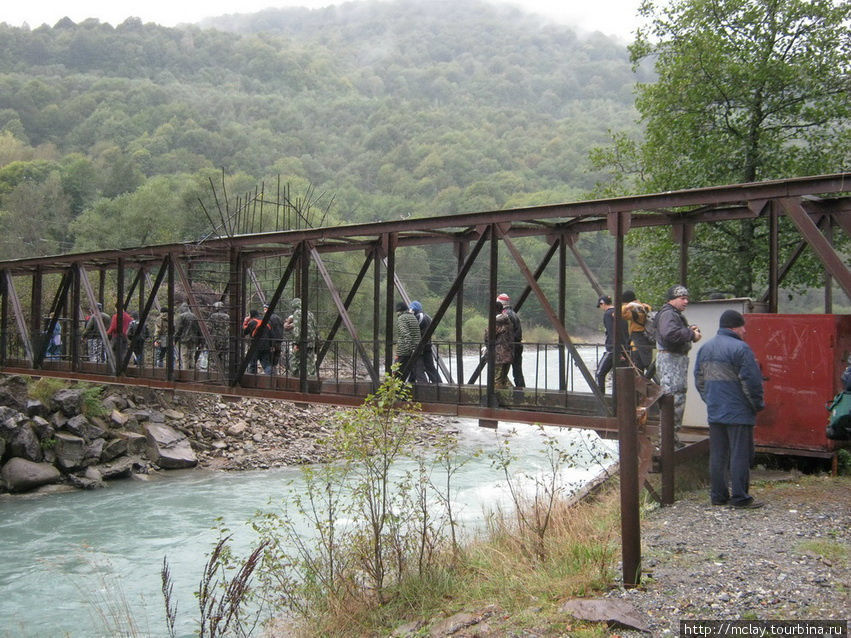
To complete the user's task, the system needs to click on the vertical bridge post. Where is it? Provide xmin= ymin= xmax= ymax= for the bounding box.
xmin=616 ymin=366 xmax=641 ymax=587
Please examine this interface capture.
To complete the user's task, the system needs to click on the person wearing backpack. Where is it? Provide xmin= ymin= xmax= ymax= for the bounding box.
xmin=153 ymin=307 xmax=174 ymax=368
xmin=208 ymin=301 xmax=230 ymax=371
xmin=621 ymin=290 xmax=654 ymax=375
xmin=410 ymin=300 xmax=440 ymax=383
xmin=264 ymin=302 xmax=285 ymax=374
xmin=595 ymin=295 xmax=629 ymax=394
xmin=174 ymin=302 xmax=201 ymax=370
xmin=694 ymin=310 xmax=765 ymax=509
xmin=496 ymin=293 xmax=525 ymax=388
xmin=284 ymin=297 xmax=318 ymax=377
xmin=107 ymin=307 xmax=134 ymax=364
xmin=243 ymin=308 xmax=273 ymax=374
xmin=127 ymin=310 xmax=150 ymax=367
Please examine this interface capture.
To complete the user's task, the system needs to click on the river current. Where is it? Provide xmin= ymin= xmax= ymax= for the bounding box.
xmin=1 ymin=347 xmax=615 ymax=636
xmin=0 ymin=416 xmax=617 ymax=638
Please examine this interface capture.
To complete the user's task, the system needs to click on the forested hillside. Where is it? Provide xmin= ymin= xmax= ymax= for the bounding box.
xmin=0 ymin=0 xmax=643 ymax=253
xmin=0 ymin=0 xmax=650 ymax=334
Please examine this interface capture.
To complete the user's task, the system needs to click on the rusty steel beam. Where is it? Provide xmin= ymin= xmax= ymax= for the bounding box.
xmin=468 ymin=235 xmax=561 ymax=385
xmin=402 ymin=227 xmax=491 ymax=382
xmin=565 ymin=232 xmax=604 ymax=298
xmin=0 ymin=270 xmax=6 ymax=366
xmin=310 ymin=246 xmax=378 ymax=384
xmin=500 ymin=233 xmax=608 ymax=412
xmin=782 ymin=198 xmax=851 ymax=300
xmin=316 ymin=246 xmax=375 ymax=364
xmin=233 ymin=244 xmax=301 ymax=385
xmin=35 ymin=267 xmax=73 ymax=368
xmin=2 ymin=173 xmax=850 ymax=277
xmin=172 ymin=258 xmax=223 ymax=379
xmin=3 ymin=270 xmax=34 ymax=363
xmin=78 ymin=264 xmax=117 ymax=373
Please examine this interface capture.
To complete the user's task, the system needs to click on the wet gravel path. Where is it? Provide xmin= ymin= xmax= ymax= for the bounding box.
xmin=607 ymin=475 xmax=851 ymax=636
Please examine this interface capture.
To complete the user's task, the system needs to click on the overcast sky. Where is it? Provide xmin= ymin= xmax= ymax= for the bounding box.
xmin=0 ymin=0 xmax=643 ymax=42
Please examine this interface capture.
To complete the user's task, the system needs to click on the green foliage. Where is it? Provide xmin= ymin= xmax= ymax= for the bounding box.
xmin=594 ymin=0 xmax=851 ymax=301
xmin=837 ymin=449 xmax=851 ymax=477
xmin=487 ymin=427 xmax=615 ymax=561
xmin=230 ymin=375 xmax=466 ymax=633
xmin=462 ymin=313 xmax=487 ymax=345
xmin=80 ymin=384 xmax=107 ymax=418
xmin=28 ymin=376 xmax=67 ymax=403
xmin=0 ymin=2 xmax=638 ymax=263
xmin=631 ymin=0 xmax=850 ymax=189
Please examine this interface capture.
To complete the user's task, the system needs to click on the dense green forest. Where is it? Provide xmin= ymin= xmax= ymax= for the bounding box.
xmin=0 ymin=0 xmax=650 ymax=334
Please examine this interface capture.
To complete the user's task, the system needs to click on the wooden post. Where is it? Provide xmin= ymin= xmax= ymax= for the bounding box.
xmin=660 ymin=393 xmax=675 ymax=506
xmin=616 ymin=367 xmax=641 ymax=587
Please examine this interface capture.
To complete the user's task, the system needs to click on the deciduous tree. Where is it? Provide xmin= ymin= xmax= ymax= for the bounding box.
xmin=598 ymin=0 xmax=851 ymax=299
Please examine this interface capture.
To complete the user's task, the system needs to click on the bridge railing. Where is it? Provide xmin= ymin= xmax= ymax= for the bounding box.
xmin=9 ymin=330 xmax=611 ymax=412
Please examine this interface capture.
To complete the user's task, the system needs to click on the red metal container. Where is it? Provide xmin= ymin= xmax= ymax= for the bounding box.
xmin=746 ymin=314 xmax=851 ymax=455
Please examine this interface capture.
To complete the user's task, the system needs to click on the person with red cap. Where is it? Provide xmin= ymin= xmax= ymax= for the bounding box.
xmin=496 ymin=293 xmax=525 ymax=388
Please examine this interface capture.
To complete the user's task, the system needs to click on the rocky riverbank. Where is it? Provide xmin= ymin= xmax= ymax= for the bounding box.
xmin=0 ymin=374 xmax=447 ymax=495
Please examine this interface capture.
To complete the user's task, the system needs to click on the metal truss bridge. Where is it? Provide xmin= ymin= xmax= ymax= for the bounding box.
xmin=2 ymin=172 xmax=850 ymax=585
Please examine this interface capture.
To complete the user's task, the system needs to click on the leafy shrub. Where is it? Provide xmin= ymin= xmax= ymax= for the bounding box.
xmin=80 ymin=384 xmax=107 ymax=418
xmin=28 ymin=377 xmax=68 ymax=404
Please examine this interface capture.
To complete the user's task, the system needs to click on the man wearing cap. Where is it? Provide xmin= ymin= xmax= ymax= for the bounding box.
xmin=656 ymin=285 xmax=702 ymax=443
xmin=695 ymin=310 xmax=765 ymax=509
xmin=393 ymin=300 xmax=421 ymax=382
xmin=595 ymin=295 xmax=629 ymax=393
xmin=496 ymin=293 xmax=525 ymax=388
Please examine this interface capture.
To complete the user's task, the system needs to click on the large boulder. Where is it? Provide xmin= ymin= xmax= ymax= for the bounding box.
xmin=2 ymin=458 xmax=61 ymax=492
xmin=68 ymin=466 xmax=105 ymax=490
xmin=115 ymin=430 xmax=147 ymax=456
xmin=143 ymin=423 xmax=197 ymax=469
xmin=52 ymin=388 xmax=84 ymax=417
xmin=26 ymin=399 xmax=50 ymax=418
xmin=30 ymin=415 xmax=54 ymax=439
xmin=83 ymin=438 xmax=105 ymax=466
xmin=101 ymin=437 xmax=128 ymax=462
xmin=54 ymin=431 xmax=86 ymax=470
xmin=9 ymin=423 xmax=43 ymax=462
xmin=64 ymin=414 xmax=106 ymax=442
xmin=0 ymin=409 xmax=27 ymax=442
xmin=0 ymin=376 xmax=28 ymax=410
xmin=95 ymin=456 xmax=135 ymax=480
xmin=0 ymin=405 xmax=20 ymax=425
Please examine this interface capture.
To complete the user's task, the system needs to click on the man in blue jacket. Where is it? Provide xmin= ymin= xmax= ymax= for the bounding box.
xmin=694 ymin=310 xmax=765 ymax=509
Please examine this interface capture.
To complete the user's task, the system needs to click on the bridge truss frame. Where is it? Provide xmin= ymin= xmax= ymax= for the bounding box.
xmin=2 ymin=172 xmax=850 ymax=585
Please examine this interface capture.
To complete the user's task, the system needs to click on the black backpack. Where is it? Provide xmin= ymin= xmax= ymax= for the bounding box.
xmin=641 ymin=310 xmax=658 ymax=342
xmin=826 ymin=391 xmax=851 ymax=440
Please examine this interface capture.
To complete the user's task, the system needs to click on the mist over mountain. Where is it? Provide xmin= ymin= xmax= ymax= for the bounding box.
xmin=0 ymin=0 xmax=644 ymax=260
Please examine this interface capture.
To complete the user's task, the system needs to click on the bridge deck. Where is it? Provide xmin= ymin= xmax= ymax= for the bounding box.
xmin=4 ymin=355 xmax=618 ymax=430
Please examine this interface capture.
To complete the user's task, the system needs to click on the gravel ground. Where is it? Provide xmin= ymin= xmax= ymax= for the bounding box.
xmin=606 ymin=473 xmax=851 ymax=637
